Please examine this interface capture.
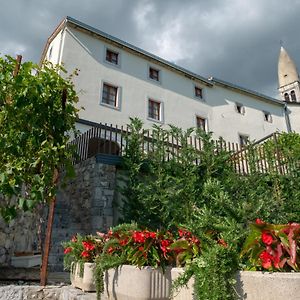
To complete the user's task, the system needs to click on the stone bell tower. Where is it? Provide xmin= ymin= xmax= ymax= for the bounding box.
xmin=278 ymin=46 xmax=300 ymax=102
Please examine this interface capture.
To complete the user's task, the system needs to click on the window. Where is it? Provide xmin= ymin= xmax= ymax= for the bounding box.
xmin=48 ymin=46 xmax=53 ymax=60
xmin=106 ymin=49 xmax=119 ymax=65
xmin=196 ymin=116 xmax=206 ymax=131
xmin=284 ymin=93 xmax=290 ymax=101
xmin=239 ymin=134 xmax=249 ymax=147
xmin=291 ymin=90 xmax=297 ymax=102
xmin=235 ymin=103 xmax=245 ymax=115
xmin=148 ymin=99 xmax=161 ymax=121
xmin=263 ymin=111 xmax=272 ymax=123
xmin=149 ymin=67 xmax=160 ymax=82
xmin=102 ymin=83 xmax=118 ymax=107
xmin=195 ymin=86 xmax=203 ymax=99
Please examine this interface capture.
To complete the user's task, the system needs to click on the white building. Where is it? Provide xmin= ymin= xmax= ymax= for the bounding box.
xmin=41 ymin=17 xmax=300 ymax=144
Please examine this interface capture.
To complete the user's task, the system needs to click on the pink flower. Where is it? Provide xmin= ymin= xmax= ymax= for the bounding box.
xmin=71 ymin=235 xmax=77 ymax=243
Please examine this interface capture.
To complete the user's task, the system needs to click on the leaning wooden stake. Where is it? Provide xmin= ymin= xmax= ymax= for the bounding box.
xmin=40 ymin=89 xmax=67 ymax=286
xmin=40 ymin=169 xmax=59 ymax=286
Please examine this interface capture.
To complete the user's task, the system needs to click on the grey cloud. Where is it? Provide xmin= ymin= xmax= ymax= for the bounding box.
xmin=1 ymin=0 xmax=299 ymax=98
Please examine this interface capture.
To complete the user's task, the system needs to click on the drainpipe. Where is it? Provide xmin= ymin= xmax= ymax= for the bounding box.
xmin=284 ymin=102 xmax=292 ymax=133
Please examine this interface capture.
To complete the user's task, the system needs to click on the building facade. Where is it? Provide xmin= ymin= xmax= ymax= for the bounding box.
xmin=41 ymin=17 xmax=299 ymax=144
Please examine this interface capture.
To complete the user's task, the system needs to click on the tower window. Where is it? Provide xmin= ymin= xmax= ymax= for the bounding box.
xmin=291 ymin=90 xmax=297 ymax=102
xmin=284 ymin=93 xmax=290 ymax=101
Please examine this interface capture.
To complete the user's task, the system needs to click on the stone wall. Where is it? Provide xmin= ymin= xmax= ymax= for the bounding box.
xmin=48 ymin=156 xmax=118 ymax=271
xmin=0 ymin=209 xmax=41 ymax=266
xmin=0 ymin=156 xmax=119 ymax=271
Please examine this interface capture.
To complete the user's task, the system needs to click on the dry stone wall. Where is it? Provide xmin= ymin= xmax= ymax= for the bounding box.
xmin=48 ymin=156 xmax=118 ymax=271
xmin=0 ymin=209 xmax=41 ymax=266
xmin=0 ymin=156 xmax=119 ymax=271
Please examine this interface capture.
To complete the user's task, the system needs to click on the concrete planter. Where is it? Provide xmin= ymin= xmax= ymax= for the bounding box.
xmin=103 ymin=265 xmax=172 ymax=300
xmin=170 ymin=268 xmax=195 ymax=300
xmin=11 ymin=254 xmax=42 ymax=268
xmin=235 ymin=271 xmax=300 ymax=300
xmin=70 ymin=262 xmax=96 ymax=292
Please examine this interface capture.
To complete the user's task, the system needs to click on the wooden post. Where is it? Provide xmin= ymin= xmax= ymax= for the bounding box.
xmin=13 ymin=55 xmax=22 ymax=77
xmin=40 ymin=88 xmax=67 ymax=286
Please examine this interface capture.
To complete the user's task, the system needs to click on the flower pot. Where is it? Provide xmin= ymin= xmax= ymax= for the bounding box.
xmin=170 ymin=268 xmax=195 ymax=300
xmin=11 ymin=254 xmax=42 ymax=268
xmin=70 ymin=262 xmax=96 ymax=292
xmin=235 ymin=271 xmax=300 ymax=300
xmin=103 ymin=264 xmax=172 ymax=300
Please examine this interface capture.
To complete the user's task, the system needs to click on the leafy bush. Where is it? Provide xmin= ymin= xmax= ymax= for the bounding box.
xmin=241 ymin=220 xmax=300 ymax=271
xmin=119 ymin=119 xmax=300 ymax=299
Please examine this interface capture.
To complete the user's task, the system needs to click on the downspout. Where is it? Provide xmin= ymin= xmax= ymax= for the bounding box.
xmin=284 ymin=102 xmax=292 ymax=132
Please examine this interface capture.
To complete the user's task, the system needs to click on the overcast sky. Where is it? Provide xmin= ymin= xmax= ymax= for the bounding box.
xmin=1 ymin=0 xmax=300 ymax=98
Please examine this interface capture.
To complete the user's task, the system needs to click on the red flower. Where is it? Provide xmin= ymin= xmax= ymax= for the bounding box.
xmin=108 ymin=246 xmax=114 ymax=254
xmin=160 ymin=239 xmax=171 ymax=254
xmin=178 ymin=229 xmax=185 ymax=237
xmin=132 ymin=231 xmax=146 ymax=243
xmin=82 ymin=241 xmax=95 ymax=251
xmin=81 ymin=250 xmax=90 ymax=258
xmin=255 ymin=218 xmax=264 ymax=225
xmin=119 ymin=239 xmax=128 ymax=246
xmin=261 ymin=231 xmax=274 ymax=245
xmin=178 ymin=229 xmax=191 ymax=237
xmin=138 ymin=246 xmax=144 ymax=252
xmin=149 ymin=232 xmax=156 ymax=239
xmin=64 ymin=247 xmax=72 ymax=254
xmin=259 ymin=251 xmax=272 ymax=269
xmin=218 ymin=239 xmax=228 ymax=248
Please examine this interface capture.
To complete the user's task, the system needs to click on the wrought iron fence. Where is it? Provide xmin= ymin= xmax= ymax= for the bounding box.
xmin=69 ymin=122 xmax=298 ymax=176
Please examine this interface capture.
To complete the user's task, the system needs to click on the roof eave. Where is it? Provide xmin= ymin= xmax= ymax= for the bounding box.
xmin=210 ymin=77 xmax=284 ymax=106
xmin=39 ymin=17 xmax=67 ymax=65
xmin=65 ymin=16 xmax=213 ymax=87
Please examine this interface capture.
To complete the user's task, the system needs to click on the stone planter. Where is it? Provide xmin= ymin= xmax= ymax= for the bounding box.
xmin=11 ymin=254 xmax=42 ymax=268
xmin=170 ymin=268 xmax=195 ymax=300
xmin=103 ymin=264 xmax=172 ymax=300
xmin=70 ymin=262 xmax=96 ymax=292
xmin=235 ymin=271 xmax=300 ymax=300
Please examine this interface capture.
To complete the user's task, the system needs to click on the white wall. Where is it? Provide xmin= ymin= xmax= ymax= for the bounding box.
xmin=49 ymin=25 xmax=288 ymax=144
xmin=287 ymin=104 xmax=300 ymax=133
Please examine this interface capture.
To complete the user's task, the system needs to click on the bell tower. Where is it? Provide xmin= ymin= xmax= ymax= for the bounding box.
xmin=278 ymin=46 xmax=300 ymax=102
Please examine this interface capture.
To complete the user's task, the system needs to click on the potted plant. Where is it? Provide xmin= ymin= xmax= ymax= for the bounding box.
xmin=62 ymin=234 xmax=104 ymax=292
xmin=94 ymin=224 xmax=201 ymax=300
xmin=237 ymin=219 xmax=300 ymax=300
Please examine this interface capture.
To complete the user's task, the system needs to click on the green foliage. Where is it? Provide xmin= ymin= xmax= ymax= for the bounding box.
xmin=120 ymin=119 xmax=300 ymax=299
xmin=62 ymin=234 xmax=104 ymax=271
xmin=0 ymin=56 xmax=79 ymax=221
